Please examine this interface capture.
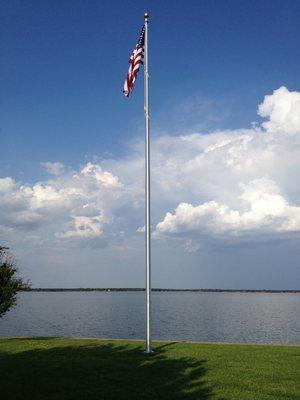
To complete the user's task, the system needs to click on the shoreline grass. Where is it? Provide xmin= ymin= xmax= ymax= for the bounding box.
xmin=0 ymin=338 xmax=299 ymax=399
xmin=1 ymin=335 xmax=300 ymax=346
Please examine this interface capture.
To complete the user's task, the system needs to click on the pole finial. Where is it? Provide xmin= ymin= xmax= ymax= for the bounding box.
xmin=144 ymin=12 xmax=149 ymax=20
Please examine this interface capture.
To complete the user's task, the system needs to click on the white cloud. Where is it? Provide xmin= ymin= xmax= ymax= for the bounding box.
xmin=41 ymin=162 xmax=65 ymax=176
xmin=79 ymin=162 xmax=122 ymax=188
xmin=156 ymin=177 xmax=300 ymax=237
xmin=258 ymin=86 xmax=300 ymax=135
xmin=154 ymin=86 xmax=300 ymax=247
xmin=2 ymin=86 xmax=300 ymax=253
xmin=56 ymin=215 xmax=106 ymax=239
xmin=0 ymin=163 xmax=124 ymax=241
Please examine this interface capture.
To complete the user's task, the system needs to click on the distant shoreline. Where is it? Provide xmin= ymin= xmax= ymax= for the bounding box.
xmin=23 ymin=288 xmax=300 ymax=293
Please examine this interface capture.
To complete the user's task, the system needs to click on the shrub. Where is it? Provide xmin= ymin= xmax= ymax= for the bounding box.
xmin=0 ymin=246 xmax=30 ymax=318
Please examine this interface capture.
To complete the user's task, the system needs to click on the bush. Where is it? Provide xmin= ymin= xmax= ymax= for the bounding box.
xmin=0 ymin=246 xmax=30 ymax=318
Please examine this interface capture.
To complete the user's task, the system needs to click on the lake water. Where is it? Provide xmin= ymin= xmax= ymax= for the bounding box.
xmin=0 ymin=291 xmax=299 ymax=344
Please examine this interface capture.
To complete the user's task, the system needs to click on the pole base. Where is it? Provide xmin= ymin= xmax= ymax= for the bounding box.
xmin=143 ymin=348 xmax=155 ymax=354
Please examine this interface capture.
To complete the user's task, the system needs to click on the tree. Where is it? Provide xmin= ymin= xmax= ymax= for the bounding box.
xmin=0 ymin=246 xmax=30 ymax=318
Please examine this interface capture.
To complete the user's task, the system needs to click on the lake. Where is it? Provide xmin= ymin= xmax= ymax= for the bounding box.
xmin=0 ymin=291 xmax=299 ymax=344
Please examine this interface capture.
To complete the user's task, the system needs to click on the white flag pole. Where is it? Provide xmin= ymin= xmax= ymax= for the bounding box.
xmin=144 ymin=11 xmax=152 ymax=354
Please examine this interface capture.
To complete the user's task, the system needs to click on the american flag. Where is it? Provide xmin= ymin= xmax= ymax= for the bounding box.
xmin=123 ymin=26 xmax=145 ymax=97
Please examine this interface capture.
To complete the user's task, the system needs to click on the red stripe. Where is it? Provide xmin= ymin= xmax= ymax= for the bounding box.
xmin=123 ymin=44 xmax=144 ymax=96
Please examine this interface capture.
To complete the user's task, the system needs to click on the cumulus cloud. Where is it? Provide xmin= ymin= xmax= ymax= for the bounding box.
xmin=156 ymin=177 xmax=300 ymax=237
xmin=258 ymin=86 xmax=300 ymax=134
xmin=1 ymin=86 xmax=300 ymax=253
xmin=56 ymin=215 xmax=106 ymax=239
xmin=0 ymin=163 xmax=124 ymax=242
xmin=79 ymin=162 xmax=122 ymax=188
xmin=154 ymin=86 xmax=300 ymax=248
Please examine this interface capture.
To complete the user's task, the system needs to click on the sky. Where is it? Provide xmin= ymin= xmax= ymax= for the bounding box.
xmin=1 ymin=0 xmax=300 ymax=289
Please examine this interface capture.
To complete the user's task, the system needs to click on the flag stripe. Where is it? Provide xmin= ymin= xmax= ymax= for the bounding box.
xmin=123 ymin=26 xmax=145 ymax=97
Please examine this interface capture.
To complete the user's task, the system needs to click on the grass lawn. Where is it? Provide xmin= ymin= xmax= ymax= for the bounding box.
xmin=0 ymin=338 xmax=299 ymax=400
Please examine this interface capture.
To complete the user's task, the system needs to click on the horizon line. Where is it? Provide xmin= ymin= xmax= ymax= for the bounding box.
xmin=23 ymin=288 xmax=300 ymax=293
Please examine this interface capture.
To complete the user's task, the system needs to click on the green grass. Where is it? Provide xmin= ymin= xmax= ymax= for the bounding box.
xmin=0 ymin=338 xmax=299 ymax=400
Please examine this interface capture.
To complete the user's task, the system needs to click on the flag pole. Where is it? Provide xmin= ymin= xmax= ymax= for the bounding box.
xmin=144 ymin=11 xmax=152 ymax=354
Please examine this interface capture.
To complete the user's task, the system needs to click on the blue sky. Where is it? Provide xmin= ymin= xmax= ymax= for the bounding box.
xmin=1 ymin=0 xmax=300 ymax=288
xmin=2 ymin=0 xmax=300 ymax=178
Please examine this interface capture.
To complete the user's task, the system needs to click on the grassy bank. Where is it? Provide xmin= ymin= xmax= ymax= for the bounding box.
xmin=0 ymin=338 xmax=299 ymax=399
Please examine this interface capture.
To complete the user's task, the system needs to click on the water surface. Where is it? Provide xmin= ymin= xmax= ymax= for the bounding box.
xmin=0 ymin=291 xmax=299 ymax=344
